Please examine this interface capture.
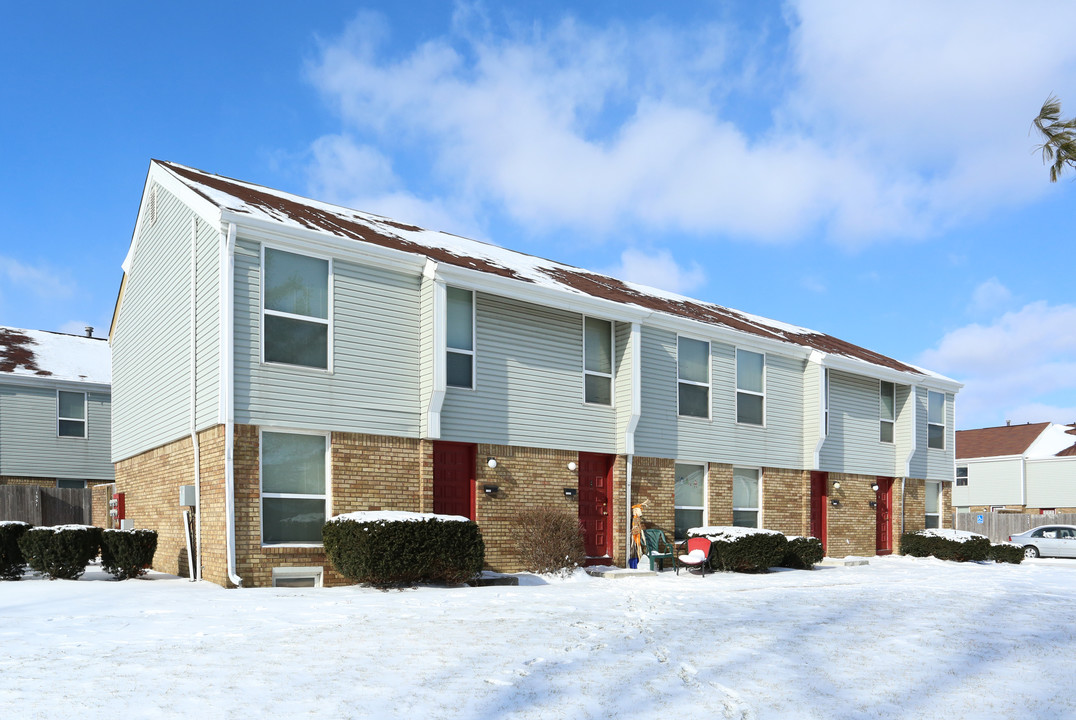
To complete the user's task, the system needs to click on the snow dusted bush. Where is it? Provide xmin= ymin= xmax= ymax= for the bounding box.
xmin=900 ymin=529 xmax=991 ymax=562
xmin=691 ymin=526 xmax=788 ymax=573
xmin=323 ymin=512 xmax=484 ymax=587
xmin=0 ymin=521 xmax=31 ymax=580
xmin=781 ymin=536 xmax=824 ymax=569
xmin=18 ymin=525 xmax=102 ymax=580
xmin=514 ymin=508 xmax=585 ymax=576
xmin=989 ymin=543 xmax=1024 ymax=564
xmin=100 ymin=528 xmax=158 ymax=580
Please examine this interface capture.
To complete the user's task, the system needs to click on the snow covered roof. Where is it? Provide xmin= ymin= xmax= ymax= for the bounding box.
xmin=957 ymin=422 xmax=1076 ymax=460
xmin=151 ymin=160 xmax=947 ymax=380
xmin=0 ymin=326 xmax=110 ymax=385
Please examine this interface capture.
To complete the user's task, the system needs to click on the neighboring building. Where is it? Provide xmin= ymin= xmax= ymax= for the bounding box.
xmin=954 ymin=422 xmax=1076 ymax=514
xmin=0 ymin=326 xmax=113 ymax=488
xmin=110 ymin=160 xmax=963 ymax=588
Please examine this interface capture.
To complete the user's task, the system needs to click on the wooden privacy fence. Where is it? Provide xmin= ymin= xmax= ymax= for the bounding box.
xmin=954 ymin=511 xmax=1076 ymax=543
xmin=0 ymin=486 xmax=93 ymax=526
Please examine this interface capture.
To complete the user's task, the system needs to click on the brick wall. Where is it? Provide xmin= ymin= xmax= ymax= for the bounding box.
xmin=90 ymin=482 xmax=116 ymax=529
xmin=0 ymin=476 xmax=55 ymax=487
xmin=630 ymin=456 xmax=674 ymax=543
xmin=762 ymin=467 xmax=811 ymax=536
xmin=707 ymin=464 xmax=733 ymax=527
xmin=825 ymin=473 xmax=881 ymax=557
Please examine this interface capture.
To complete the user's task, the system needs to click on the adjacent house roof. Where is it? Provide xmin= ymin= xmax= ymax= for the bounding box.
xmin=136 ymin=160 xmax=959 ymax=386
xmin=956 ymin=422 xmax=1076 ymax=459
xmin=0 ymin=326 xmax=111 ymax=385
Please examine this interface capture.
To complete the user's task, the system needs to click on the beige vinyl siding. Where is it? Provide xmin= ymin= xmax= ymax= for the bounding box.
xmin=634 ymin=326 xmax=804 ymax=467
xmin=194 ymin=215 xmax=220 ymax=429
xmin=439 ymin=293 xmax=618 ymax=451
xmin=909 ymin=388 xmax=956 ymax=481
xmin=112 ymin=185 xmax=203 ymax=462
xmin=1026 ymin=458 xmax=1076 ymax=508
xmin=894 ymin=384 xmax=914 ymax=476
xmin=418 ymin=275 xmax=435 ymax=436
xmin=802 ymin=361 xmax=821 ymax=466
xmin=234 ymin=238 xmax=422 ymax=435
xmin=959 ymin=457 xmax=1023 ymax=507
xmin=613 ymin=321 xmax=633 ymax=454
xmin=818 ymin=371 xmax=897 ymax=476
xmin=0 ymin=384 xmax=113 ymax=480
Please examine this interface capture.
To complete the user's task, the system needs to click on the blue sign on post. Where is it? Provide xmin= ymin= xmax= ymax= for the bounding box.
xmin=976 ymin=514 xmax=984 ymax=524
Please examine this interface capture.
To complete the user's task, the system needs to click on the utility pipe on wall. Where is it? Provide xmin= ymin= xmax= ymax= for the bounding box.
xmin=189 ymin=216 xmax=202 ymax=581
xmin=221 ymin=222 xmax=242 ymax=588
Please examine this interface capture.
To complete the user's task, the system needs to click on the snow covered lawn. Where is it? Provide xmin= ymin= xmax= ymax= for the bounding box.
xmin=3 ymin=556 xmax=1075 ymax=719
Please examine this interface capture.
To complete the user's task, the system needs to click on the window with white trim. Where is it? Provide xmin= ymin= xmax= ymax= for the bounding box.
xmin=263 ymin=247 xmax=330 ymax=369
xmin=674 ymin=463 xmax=706 ymax=540
xmin=272 ymin=566 xmax=324 ymax=588
xmin=446 ymin=286 xmax=474 ymax=389
xmin=927 ymin=391 xmax=945 ymax=449
xmin=261 ymin=431 xmax=329 ymax=545
xmin=583 ymin=317 xmax=612 ymax=405
xmin=57 ymin=391 xmax=86 ymax=438
xmin=736 ymin=349 xmax=765 ymax=425
xmin=956 ymin=466 xmax=968 ymax=487
xmin=677 ymin=337 xmax=710 ymax=418
xmin=925 ymin=481 xmax=941 ymax=529
xmin=733 ymin=467 xmax=760 ymax=528
xmin=879 ymin=381 xmax=895 ymax=443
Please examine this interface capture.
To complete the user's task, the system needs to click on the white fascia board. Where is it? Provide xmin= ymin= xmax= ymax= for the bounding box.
xmin=822 ymin=354 xmax=962 ymax=394
xmin=0 ymin=375 xmax=111 ymax=394
xmin=1027 ymin=455 xmax=1076 ymax=466
xmin=959 ymin=454 xmax=1025 ymax=464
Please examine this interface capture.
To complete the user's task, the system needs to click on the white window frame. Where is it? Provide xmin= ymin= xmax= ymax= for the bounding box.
xmin=446 ymin=286 xmax=476 ymax=390
xmin=927 ymin=390 xmax=945 ymax=450
xmin=925 ymin=481 xmax=941 ymax=529
xmin=259 ymin=428 xmax=331 ymax=548
xmin=272 ymin=566 xmax=324 ymax=588
xmin=956 ymin=466 xmax=968 ymax=487
xmin=735 ymin=348 xmax=766 ymax=427
xmin=676 ymin=335 xmax=711 ymax=420
xmin=582 ymin=316 xmax=614 ymax=407
xmin=673 ymin=462 xmax=707 ymax=540
xmin=732 ymin=466 xmax=762 ymax=528
xmin=260 ymin=244 xmax=334 ymax=373
xmin=56 ymin=390 xmax=87 ymax=439
xmin=879 ymin=380 xmax=895 ymax=444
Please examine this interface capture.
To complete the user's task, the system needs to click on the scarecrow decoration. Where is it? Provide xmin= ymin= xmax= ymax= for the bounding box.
xmin=630 ymin=499 xmax=650 ymax=566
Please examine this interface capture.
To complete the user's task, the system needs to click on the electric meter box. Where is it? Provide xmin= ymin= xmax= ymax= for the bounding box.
xmin=179 ymin=485 xmax=196 ymax=507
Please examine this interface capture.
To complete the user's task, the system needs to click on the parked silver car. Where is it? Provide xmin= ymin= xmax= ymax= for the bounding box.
xmin=1008 ymin=525 xmax=1076 ymax=558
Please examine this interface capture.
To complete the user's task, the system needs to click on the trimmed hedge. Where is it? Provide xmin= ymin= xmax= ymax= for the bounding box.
xmin=782 ymin=536 xmax=824 ymax=570
xmin=18 ymin=525 xmax=102 ymax=580
xmin=990 ymin=543 xmax=1025 ymax=564
xmin=323 ymin=518 xmax=484 ymax=587
xmin=0 ymin=521 xmax=32 ymax=580
xmin=100 ymin=529 xmax=159 ymax=580
xmin=704 ymin=531 xmax=788 ymax=573
xmin=514 ymin=508 xmax=585 ymax=576
xmin=899 ymin=531 xmax=991 ymax=562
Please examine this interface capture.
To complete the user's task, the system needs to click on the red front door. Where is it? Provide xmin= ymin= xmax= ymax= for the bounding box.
xmin=578 ymin=453 xmax=614 ymax=562
xmin=433 ymin=442 xmax=475 ymax=520
xmin=810 ymin=471 xmax=828 ymax=554
xmin=876 ymin=477 xmax=893 ymax=555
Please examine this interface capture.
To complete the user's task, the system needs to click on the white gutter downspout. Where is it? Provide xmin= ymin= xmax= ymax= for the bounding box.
xmin=221 ymin=222 xmax=243 ymax=588
xmin=189 ymin=217 xmax=202 ymax=581
xmin=624 ymin=322 xmax=642 ymax=564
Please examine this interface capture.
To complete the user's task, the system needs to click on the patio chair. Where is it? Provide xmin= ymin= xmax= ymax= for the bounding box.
xmin=675 ymin=536 xmax=712 ymax=576
xmin=643 ymin=528 xmax=675 ymax=572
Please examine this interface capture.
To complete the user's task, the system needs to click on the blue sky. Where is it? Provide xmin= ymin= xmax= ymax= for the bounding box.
xmin=1 ymin=1 xmax=1074 ymax=429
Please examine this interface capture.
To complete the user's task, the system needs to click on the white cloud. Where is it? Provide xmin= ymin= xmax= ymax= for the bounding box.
xmin=304 ymin=5 xmax=1076 ymax=246
xmin=919 ymin=301 xmax=1076 ymax=428
xmin=0 ymin=256 xmax=74 ymax=301
xmin=968 ymin=278 xmax=1012 ymax=314
xmin=602 ymin=249 xmax=706 ymax=295
xmin=801 ymin=275 xmax=826 ymax=294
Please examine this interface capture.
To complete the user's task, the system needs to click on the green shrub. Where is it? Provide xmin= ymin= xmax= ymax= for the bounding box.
xmin=782 ymin=536 xmax=824 ymax=569
xmin=899 ymin=530 xmax=991 ymax=563
xmin=100 ymin=529 xmax=158 ymax=580
xmin=0 ymin=521 xmax=31 ymax=580
xmin=514 ymin=508 xmax=585 ymax=576
xmin=697 ymin=529 xmax=788 ymax=573
xmin=18 ymin=525 xmax=102 ymax=580
xmin=323 ymin=516 xmax=484 ymax=587
xmin=990 ymin=543 xmax=1024 ymax=564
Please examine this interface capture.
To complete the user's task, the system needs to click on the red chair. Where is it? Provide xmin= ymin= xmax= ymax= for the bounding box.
xmin=675 ymin=537 xmax=712 ymax=576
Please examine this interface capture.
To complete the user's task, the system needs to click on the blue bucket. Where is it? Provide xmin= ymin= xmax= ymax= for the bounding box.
xmin=628 ymin=558 xmax=638 ymax=569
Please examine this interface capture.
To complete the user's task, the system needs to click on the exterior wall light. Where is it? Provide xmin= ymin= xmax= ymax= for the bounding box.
xmin=486 ymin=457 xmax=497 ymax=469
xmin=870 ymin=482 xmax=880 ymax=492
xmin=832 ymin=481 xmax=841 ymax=490
xmin=567 ymin=461 xmax=578 ymax=472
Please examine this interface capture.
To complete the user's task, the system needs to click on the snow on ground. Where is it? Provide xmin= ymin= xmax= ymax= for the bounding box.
xmin=2 ymin=556 xmax=1075 ymax=719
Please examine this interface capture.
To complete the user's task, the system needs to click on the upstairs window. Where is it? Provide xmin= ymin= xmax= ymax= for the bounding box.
xmin=583 ymin=317 xmax=612 ymax=405
xmin=733 ymin=467 xmax=760 ymax=527
xmin=263 ymin=248 xmax=330 ymax=369
xmin=956 ymin=466 xmax=968 ymax=487
xmin=57 ymin=391 xmax=86 ymax=438
xmin=928 ymin=391 xmax=945 ymax=449
xmin=677 ymin=337 xmax=710 ymax=418
xmin=736 ymin=349 xmax=765 ymax=426
xmin=446 ymin=287 xmax=475 ymax=389
xmin=879 ymin=381 xmax=895 ymax=443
